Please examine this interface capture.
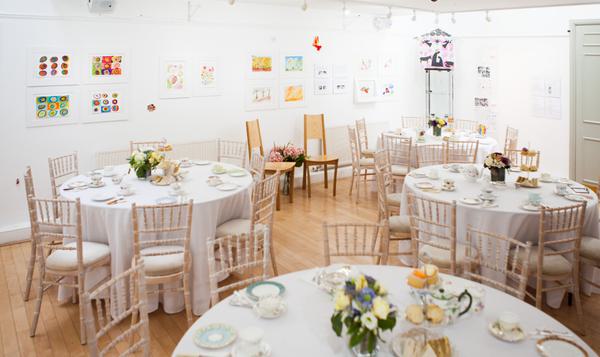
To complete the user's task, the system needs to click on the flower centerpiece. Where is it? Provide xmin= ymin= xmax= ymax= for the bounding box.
xmin=428 ymin=117 xmax=448 ymax=137
xmin=268 ymin=143 xmax=306 ymax=167
xmin=483 ymin=152 xmax=511 ymax=182
xmin=128 ymin=149 xmax=164 ymax=179
xmin=331 ymin=274 xmax=397 ymax=357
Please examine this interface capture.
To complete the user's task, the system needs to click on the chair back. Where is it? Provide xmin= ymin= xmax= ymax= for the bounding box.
xmin=170 ymin=140 xmax=217 ymax=161
xmin=95 ymin=149 xmax=129 ymax=169
xmin=248 ymin=152 xmax=266 ymax=181
xmin=416 ymin=144 xmax=445 ymax=168
xmin=83 ymin=260 xmax=150 ymax=357
xmin=373 ymin=151 xmax=394 ymax=219
xmin=463 ymin=226 xmax=532 ymax=300
xmin=217 ymin=139 xmax=247 ymax=167
xmin=453 ymin=119 xmax=478 ymax=132
xmin=24 ymin=166 xmax=36 ymax=199
xmin=246 ymin=119 xmax=264 ymax=159
xmin=129 ymin=140 xmax=167 ymax=155
xmin=407 ymin=193 xmax=458 ymax=274
xmin=538 ymin=203 xmax=586 ymax=272
xmin=206 ymin=231 xmax=271 ymax=305
xmin=504 ymin=126 xmax=519 ymax=152
xmin=444 ymin=140 xmax=479 ymax=164
xmin=355 ymin=118 xmax=369 ymax=154
xmin=250 ymin=174 xmax=279 ymax=232
xmin=131 ymin=201 xmax=193 ymax=272
xmin=304 ymin=114 xmax=327 ymax=156
xmin=322 ymin=222 xmax=389 ymax=265
xmin=402 ymin=116 xmax=428 ymax=130
xmin=347 ymin=126 xmax=360 ymax=170
xmin=504 ymin=149 xmax=540 ymax=172
xmin=48 ymin=152 xmax=79 ymax=198
xmin=381 ymin=133 xmax=412 ymax=169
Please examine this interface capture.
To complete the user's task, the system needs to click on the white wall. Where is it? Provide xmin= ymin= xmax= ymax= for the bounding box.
xmin=1 ymin=0 xmax=599 ymax=234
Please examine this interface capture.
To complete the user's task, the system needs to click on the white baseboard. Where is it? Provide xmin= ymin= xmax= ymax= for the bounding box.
xmin=0 ymin=221 xmax=29 ymax=233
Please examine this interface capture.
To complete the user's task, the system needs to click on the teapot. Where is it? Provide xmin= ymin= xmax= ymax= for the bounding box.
xmin=427 ymin=287 xmax=472 ymax=323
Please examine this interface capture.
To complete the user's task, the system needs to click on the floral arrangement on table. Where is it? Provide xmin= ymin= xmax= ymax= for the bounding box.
xmin=428 ymin=117 xmax=448 ymax=137
xmin=268 ymin=143 xmax=306 ymax=167
xmin=483 ymin=152 xmax=511 ymax=182
xmin=331 ymin=274 xmax=397 ymax=356
xmin=129 ymin=149 xmax=164 ymax=179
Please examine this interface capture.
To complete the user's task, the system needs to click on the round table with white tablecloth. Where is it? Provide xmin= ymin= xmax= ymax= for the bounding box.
xmin=171 ymin=265 xmax=597 ymax=356
xmin=59 ymin=162 xmax=253 ymax=315
xmin=399 ymin=164 xmax=600 ymax=308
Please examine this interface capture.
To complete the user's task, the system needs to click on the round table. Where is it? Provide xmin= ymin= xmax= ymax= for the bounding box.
xmin=172 ymin=265 xmax=596 ymax=356
xmin=60 ymin=162 xmax=253 ymax=315
xmin=399 ymin=164 xmax=600 ymax=308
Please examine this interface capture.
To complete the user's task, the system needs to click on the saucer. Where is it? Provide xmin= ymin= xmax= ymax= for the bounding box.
xmin=102 ymin=171 xmax=117 ymax=177
xmin=253 ymin=300 xmax=287 ymax=319
xmin=521 ymin=204 xmax=540 ymax=211
xmin=441 ymin=186 xmax=455 ymax=192
xmin=91 ymin=193 xmax=114 ymax=202
xmin=194 ymin=323 xmax=237 ymax=349
xmin=118 ymin=190 xmax=134 ymax=197
xmin=460 ymin=197 xmax=482 ymax=205
xmin=231 ymin=342 xmax=272 ymax=357
xmin=67 ymin=180 xmax=88 ymax=189
xmin=168 ymin=190 xmax=187 ymax=197
xmin=194 ymin=160 xmax=211 ymax=166
xmin=415 ymin=182 xmax=434 ymax=189
xmin=246 ymin=281 xmax=285 ymax=300
xmin=228 ymin=170 xmax=248 ymax=177
xmin=216 ymin=183 xmax=238 ymax=191
xmin=89 ymin=181 xmax=106 ymax=188
xmin=410 ymin=172 xmax=427 ymax=178
xmin=564 ymin=194 xmax=588 ymax=202
xmin=539 ymin=177 xmax=554 ymax=183
xmin=156 ymin=196 xmax=177 ymax=205
xmin=488 ymin=321 xmax=526 ymax=343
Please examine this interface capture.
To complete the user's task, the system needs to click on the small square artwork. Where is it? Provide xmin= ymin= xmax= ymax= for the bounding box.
xmin=333 ymin=78 xmax=349 ymax=95
xmin=314 ymin=79 xmax=331 ymax=95
xmin=355 ymin=79 xmax=377 ymax=103
xmin=314 ymin=64 xmax=331 ymax=79
xmin=284 ymin=56 xmax=303 ymax=73
xmin=166 ymin=63 xmax=184 ymax=90
xmin=248 ymin=53 xmax=277 ymax=79
xmin=28 ymin=48 xmax=79 ymax=86
xmin=357 ymin=57 xmax=377 ymax=75
xmin=159 ymin=58 xmax=190 ymax=98
xmin=252 ymin=56 xmax=273 ymax=72
xmin=83 ymin=85 xmax=128 ymax=123
xmin=378 ymin=80 xmax=398 ymax=100
xmin=27 ymin=86 xmax=79 ymax=127
xmin=245 ymin=80 xmax=278 ymax=111
xmin=87 ymin=51 xmax=128 ymax=83
xmin=92 ymin=91 xmax=120 ymax=114
xmin=280 ymin=80 xmax=307 ymax=108
xmin=36 ymin=95 xmax=71 ymax=119
xmin=379 ymin=55 xmax=400 ymax=75
xmin=200 ymin=64 xmax=216 ymax=87
xmin=194 ymin=58 xmax=221 ymax=96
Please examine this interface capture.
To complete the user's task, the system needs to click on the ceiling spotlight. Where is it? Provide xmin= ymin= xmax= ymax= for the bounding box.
xmin=451 ymin=12 xmax=456 ymax=24
xmin=302 ymin=0 xmax=308 ymax=11
xmin=435 ymin=12 xmax=439 ymax=24
xmin=411 ymin=9 xmax=416 ymax=21
xmin=485 ymin=10 xmax=491 ymax=22
xmin=343 ymin=1 xmax=350 ymax=16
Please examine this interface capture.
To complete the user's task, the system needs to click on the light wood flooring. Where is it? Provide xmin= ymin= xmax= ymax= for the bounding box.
xmin=1 ymin=178 xmax=598 ymax=356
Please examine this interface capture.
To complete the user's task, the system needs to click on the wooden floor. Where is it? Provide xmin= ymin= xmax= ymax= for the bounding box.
xmin=2 ymin=177 xmax=599 ymax=356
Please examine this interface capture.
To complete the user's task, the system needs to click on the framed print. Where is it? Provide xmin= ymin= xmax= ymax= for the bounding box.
xmin=193 ymin=58 xmax=221 ymax=97
xmin=314 ymin=64 xmax=331 ymax=79
xmin=333 ymin=77 xmax=349 ymax=95
xmin=247 ymin=52 xmax=277 ymax=79
xmin=314 ymin=78 xmax=331 ymax=95
xmin=81 ymin=84 xmax=128 ymax=123
xmin=86 ymin=51 xmax=129 ymax=83
xmin=281 ymin=53 xmax=306 ymax=78
xmin=26 ymin=86 xmax=79 ymax=127
xmin=357 ymin=56 xmax=377 ymax=76
xmin=245 ymin=80 xmax=278 ymax=111
xmin=27 ymin=48 xmax=79 ymax=86
xmin=354 ymin=79 xmax=377 ymax=103
xmin=280 ymin=80 xmax=307 ymax=108
xmin=377 ymin=79 xmax=398 ymax=101
xmin=159 ymin=57 xmax=190 ymax=98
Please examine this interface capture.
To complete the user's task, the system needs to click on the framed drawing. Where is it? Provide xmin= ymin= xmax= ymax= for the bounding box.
xmin=357 ymin=56 xmax=377 ymax=76
xmin=333 ymin=77 xmax=349 ymax=95
xmin=379 ymin=55 xmax=400 ymax=76
xmin=354 ymin=79 xmax=377 ymax=103
xmin=314 ymin=64 xmax=331 ymax=79
xmin=27 ymin=48 xmax=79 ymax=86
xmin=245 ymin=80 xmax=278 ymax=111
xmin=247 ymin=52 xmax=277 ymax=79
xmin=26 ymin=86 xmax=79 ymax=127
xmin=193 ymin=58 xmax=221 ymax=97
xmin=81 ymin=84 xmax=128 ymax=123
xmin=314 ymin=78 xmax=331 ymax=95
xmin=280 ymin=80 xmax=307 ymax=108
xmin=377 ymin=79 xmax=398 ymax=101
xmin=281 ymin=53 xmax=306 ymax=78
xmin=86 ymin=51 xmax=129 ymax=83
xmin=159 ymin=57 xmax=190 ymax=99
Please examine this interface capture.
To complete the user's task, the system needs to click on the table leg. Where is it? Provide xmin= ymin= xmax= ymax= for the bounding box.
xmin=324 ymin=164 xmax=328 ymax=189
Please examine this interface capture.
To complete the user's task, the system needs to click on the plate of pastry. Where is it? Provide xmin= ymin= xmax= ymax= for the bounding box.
xmin=391 ymin=327 xmax=453 ymax=357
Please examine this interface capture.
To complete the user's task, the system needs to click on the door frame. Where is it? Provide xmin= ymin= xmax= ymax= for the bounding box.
xmin=569 ymin=19 xmax=600 ymax=182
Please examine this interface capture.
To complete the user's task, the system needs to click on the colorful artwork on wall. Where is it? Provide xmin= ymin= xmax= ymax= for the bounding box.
xmin=252 ymin=56 xmax=272 ymax=72
xmin=82 ymin=85 xmax=128 ymax=123
xmin=280 ymin=80 xmax=307 ymax=108
xmin=248 ymin=52 xmax=277 ymax=79
xmin=377 ymin=80 xmax=398 ymax=101
xmin=357 ymin=57 xmax=377 ymax=76
xmin=281 ymin=54 xmax=306 ymax=78
xmin=27 ymin=86 xmax=79 ymax=127
xmin=418 ymin=28 xmax=454 ymax=70
xmin=27 ymin=48 xmax=79 ymax=86
xmin=379 ymin=55 xmax=400 ymax=75
xmin=354 ymin=79 xmax=376 ymax=103
xmin=86 ymin=51 xmax=129 ymax=83
xmin=159 ymin=58 xmax=189 ymax=98
xmin=194 ymin=58 xmax=221 ymax=96
xmin=245 ymin=80 xmax=278 ymax=111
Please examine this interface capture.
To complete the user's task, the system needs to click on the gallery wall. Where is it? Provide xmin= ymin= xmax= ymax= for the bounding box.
xmin=1 ymin=0 xmax=598 ymax=236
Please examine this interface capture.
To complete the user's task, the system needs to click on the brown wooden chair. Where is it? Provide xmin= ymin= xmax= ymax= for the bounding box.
xmin=246 ymin=118 xmax=295 ymax=210
xmin=504 ymin=126 xmax=519 ymax=153
xmin=302 ymin=114 xmax=339 ymax=197
xmin=323 ymin=222 xmax=389 ymax=265
xmin=355 ymin=118 xmax=374 ymax=158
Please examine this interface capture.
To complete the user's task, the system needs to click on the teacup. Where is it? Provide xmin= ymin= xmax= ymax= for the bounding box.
xmin=179 ymin=158 xmax=191 ymax=167
xmin=540 ymin=172 xmax=552 ymax=181
xmin=528 ymin=193 xmax=542 ymax=206
xmin=170 ymin=182 xmax=182 ymax=192
xmin=449 ymin=164 xmax=461 ymax=173
xmin=556 ymin=183 xmax=568 ymax=196
xmin=481 ymin=188 xmax=495 ymax=200
xmin=91 ymin=172 xmax=103 ymax=185
xmin=498 ymin=311 xmax=519 ymax=331
xmin=207 ymin=176 xmax=222 ymax=187
xmin=111 ymin=174 xmax=124 ymax=185
xmin=254 ymin=295 xmax=286 ymax=318
xmin=238 ymin=326 xmax=264 ymax=356
xmin=427 ymin=169 xmax=440 ymax=180
xmin=119 ymin=183 xmax=133 ymax=196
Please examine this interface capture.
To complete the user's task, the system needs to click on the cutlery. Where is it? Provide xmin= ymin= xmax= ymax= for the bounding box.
xmin=530 ymin=329 xmax=573 ymax=337
xmin=106 ymin=196 xmax=125 ymax=205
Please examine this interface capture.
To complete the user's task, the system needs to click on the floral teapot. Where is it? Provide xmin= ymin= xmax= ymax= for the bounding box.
xmin=427 ymin=284 xmax=472 ymax=323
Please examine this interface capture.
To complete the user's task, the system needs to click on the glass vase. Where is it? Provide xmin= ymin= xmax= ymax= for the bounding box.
xmin=351 ymin=339 xmax=379 ymax=357
xmin=433 ymin=126 xmax=442 ymax=137
xmin=489 ymin=167 xmax=506 ymax=182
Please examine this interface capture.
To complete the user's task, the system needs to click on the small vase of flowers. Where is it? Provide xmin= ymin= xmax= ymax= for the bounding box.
xmin=429 ymin=117 xmax=447 ymax=137
xmin=331 ymin=274 xmax=396 ymax=357
xmin=129 ymin=150 xmax=164 ymax=179
xmin=268 ymin=143 xmax=306 ymax=167
xmin=484 ymin=152 xmax=511 ymax=182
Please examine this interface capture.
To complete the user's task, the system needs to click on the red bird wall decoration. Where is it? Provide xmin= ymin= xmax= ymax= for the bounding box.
xmin=313 ymin=36 xmax=322 ymax=51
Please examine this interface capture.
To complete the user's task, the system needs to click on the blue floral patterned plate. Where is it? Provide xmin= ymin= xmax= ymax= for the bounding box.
xmin=246 ymin=281 xmax=286 ymax=301
xmin=193 ymin=323 xmax=237 ymax=349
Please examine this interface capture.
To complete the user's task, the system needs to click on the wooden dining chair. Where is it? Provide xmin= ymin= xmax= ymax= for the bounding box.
xmin=302 ymin=114 xmax=339 ymax=197
xmin=580 ymin=235 xmax=600 ymax=294
xmin=444 ymin=140 xmax=479 ymax=164
xmin=171 ymin=140 xmax=217 ymax=161
xmin=406 ymin=193 xmax=459 ymax=275
xmin=381 ymin=133 xmax=412 ymax=186
xmin=416 ymin=144 xmax=445 ymax=168
xmin=453 ymin=119 xmax=478 ymax=132
xmin=525 ymin=203 xmax=586 ymax=333
xmin=374 ymin=151 xmax=412 ymax=263
xmin=348 ymin=126 xmax=375 ymax=203
xmin=504 ymin=149 xmax=541 ymax=172
xmin=217 ymin=139 xmax=247 ymax=168
xmin=131 ymin=200 xmax=194 ymax=326
xmin=246 ymin=118 xmax=296 ymax=210
xmin=129 ymin=139 xmax=167 ymax=155
xmin=355 ymin=118 xmax=374 ymax=158
xmin=82 ymin=260 xmax=150 ymax=357
xmin=463 ymin=226 xmax=532 ymax=300
xmin=322 ymin=222 xmax=389 ymax=265
xmin=48 ymin=152 xmax=79 ymax=199
xmin=206 ymin=231 xmax=271 ymax=306
xmin=504 ymin=126 xmax=519 ymax=152
xmin=94 ymin=149 xmax=130 ymax=169
xmin=215 ymin=174 xmax=280 ymax=275
xmin=28 ymin=197 xmax=111 ymax=344
xmin=402 ymin=116 xmax=428 ymax=130
xmin=248 ymin=151 xmax=266 ymax=181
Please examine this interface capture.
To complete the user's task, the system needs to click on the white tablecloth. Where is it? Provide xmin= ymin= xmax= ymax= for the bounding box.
xmin=172 ymin=265 xmax=597 ymax=357
xmin=399 ymin=164 xmax=600 ymax=308
xmin=60 ymin=162 xmax=253 ymax=315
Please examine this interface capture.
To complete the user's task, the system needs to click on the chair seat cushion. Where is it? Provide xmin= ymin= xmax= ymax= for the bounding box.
xmin=419 ymin=245 xmax=465 ymax=269
xmin=581 ymin=236 xmax=600 ymax=262
xmin=516 ymin=247 xmax=572 ymax=276
xmin=46 ymin=241 xmax=110 ymax=271
xmin=389 ymin=215 xmax=411 ymax=233
xmin=391 ymin=165 xmax=409 ymax=176
xmin=140 ymin=245 xmax=184 ymax=276
xmin=216 ymin=219 xmax=265 ymax=237
xmin=359 ymin=158 xmax=375 ymax=166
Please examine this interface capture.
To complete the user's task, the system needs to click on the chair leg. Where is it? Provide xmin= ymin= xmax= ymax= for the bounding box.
xmin=269 ymin=243 xmax=279 ymax=276
xmin=535 ymin=275 xmax=543 ymax=309
xmin=23 ymin=240 xmax=36 ymax=302
xmin=355 ymin=169 xmax=361 ymax=203
xmin=288 ymin=170 xmax=295 ymax=204
xmin=349 ymin=170 xmax=355 ymax=196
xmin=78 ymin=273 xmax=86 ymax=345
xmin=307 ymin=165 xmax=312 ymax=198
xmin=324 ymin=164 xmax=328 ymax=189
xmin=183 ymin=272 xmax=193 ymax=327
xmin=572 ymin=271 xmax=586 ymax=335
xmin=333 ymin=162 xmax=338 ymax=197
xmin=29 ymin=260 xmax=45 ymax=337
xmin=302 ymin=164 xmax=307 ymax=189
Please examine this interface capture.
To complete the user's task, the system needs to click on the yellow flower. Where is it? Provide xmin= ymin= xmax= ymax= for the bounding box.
xmin=355 ymin=275 xmax=368 ymax=290
xmin=334 ymin=290 xmax=350 ymax=311
xmin=374 ymin=282 xmax=386 ymax=295
xmin=372 ymin=296 xmax=390 ymax=320
xmin=439 ymin=120 xmax=446 ymax=126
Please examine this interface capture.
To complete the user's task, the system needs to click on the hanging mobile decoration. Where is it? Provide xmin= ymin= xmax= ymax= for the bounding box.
xmin=312 ymin=36 xmax=322 ymax=51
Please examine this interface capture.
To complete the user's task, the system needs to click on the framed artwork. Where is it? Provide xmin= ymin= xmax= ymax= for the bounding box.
xmin=357 ymin=57 xmax=377 ymax=76
xmin=27 ymin=48 xmax=79 ymax=86
xmin=245 ymin=80 xmax=278 ymax=111
xmin=332 ymin=64 xmax=348 ymax=78
xmin=193 ymin=58 xmax=221 ymax=96
xmin=379 ymin=55 xmax=400 ymax=75
xmin=247 ymin=52 xmax=277 ymax=79
xmin=26 ymin=86 xmax=79 ymax=127
xmin=377 ymin=79 xmax=398 ymax=101
xmin=86 ymin=51 xmax=129 ymax=83
xmin=314 ymin=64 xmax=331 ymax=79
xmin=281 ymin=54 xmax=306 ymax=78
xmin=333 ymin=77 xmax=349 ymax=95
xmin=280 ymin=80 xmax=307 ymax=108
xmin=419 ymin=29 xmax=454 ymax=70
xmin=354 ymin=79 xmax=377 ymax=103
xmin=159 ymin=57 xmax=190 ymax=99
xmin=314 ymin=78 xmax=331 ymax=95
xmin=81 ymin=84 xmax=128 ymax=123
